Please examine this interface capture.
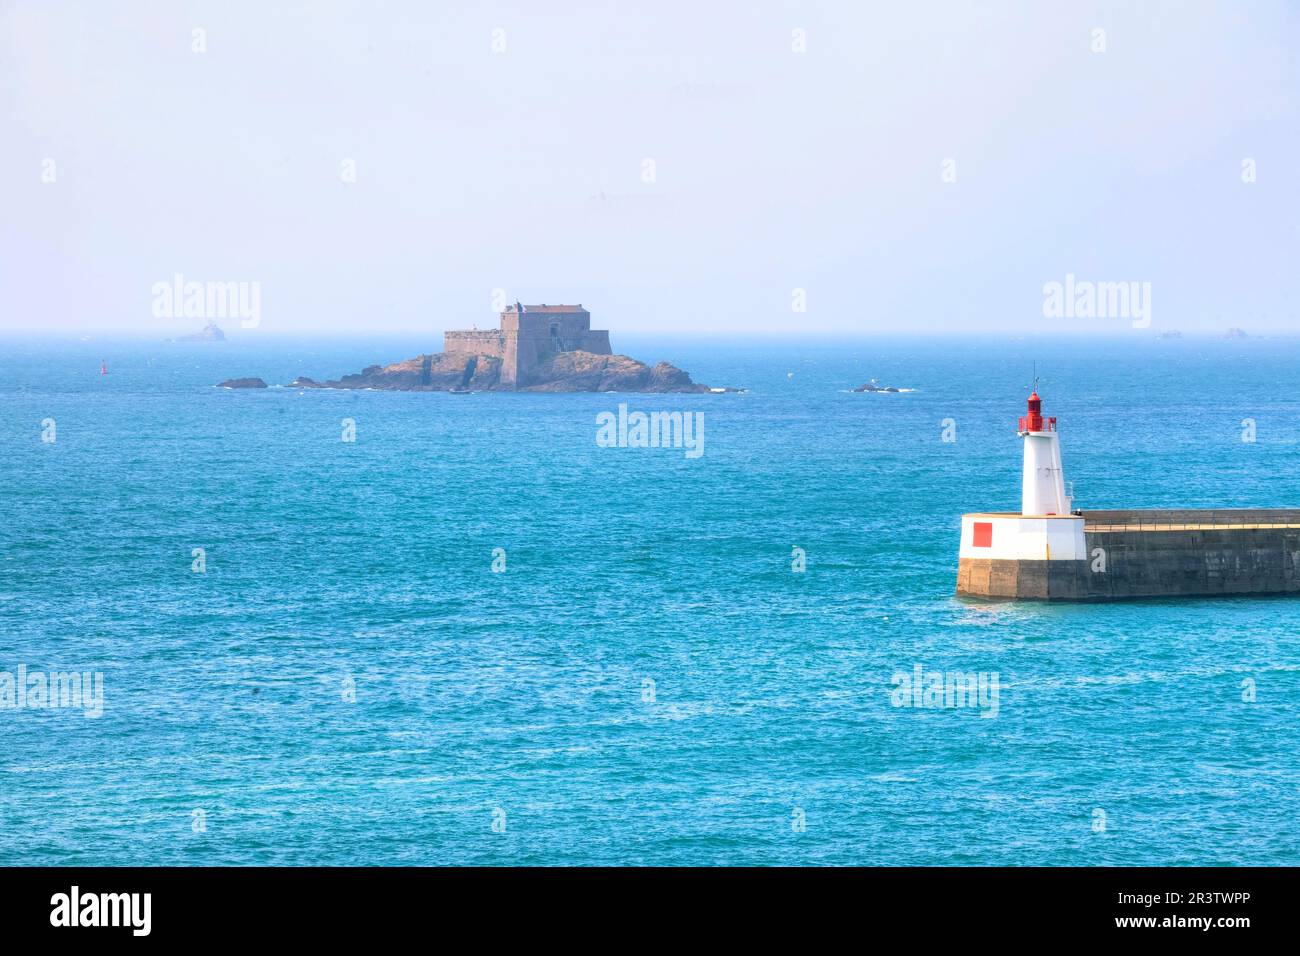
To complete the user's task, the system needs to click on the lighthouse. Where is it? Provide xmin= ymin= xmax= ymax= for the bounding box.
xmin=1018 ymin=391 xmax=1071 ymax=516
xmin=956 ymin=390 xmax=1088 ymax=598
xmin=957 ymin=388 xmax=1300 ymax=600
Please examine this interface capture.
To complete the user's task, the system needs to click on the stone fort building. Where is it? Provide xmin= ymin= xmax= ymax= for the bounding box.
xmin=444 ymin=304 xmax=612 ymax=386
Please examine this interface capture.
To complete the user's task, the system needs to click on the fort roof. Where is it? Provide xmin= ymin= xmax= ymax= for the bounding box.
xmin=510 ymin=304 xmax=588 ymax=313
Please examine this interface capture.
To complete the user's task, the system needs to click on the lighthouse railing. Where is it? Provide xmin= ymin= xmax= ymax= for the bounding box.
xmin=1017 ymin=416 xmax=1056 ymax=433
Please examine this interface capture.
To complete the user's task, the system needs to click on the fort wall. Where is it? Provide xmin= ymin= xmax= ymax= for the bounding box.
xmin=444 ymin=330 xmax=507 ymax=358
xmin=444 ymin=306 xmax=612 ymax=387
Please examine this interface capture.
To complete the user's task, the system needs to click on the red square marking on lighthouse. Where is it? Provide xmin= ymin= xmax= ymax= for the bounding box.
xmin=973 ymin=522 xmax=993 ymax=548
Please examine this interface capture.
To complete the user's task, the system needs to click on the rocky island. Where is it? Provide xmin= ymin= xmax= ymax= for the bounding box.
xmin=172 ymin=322 xmax=226 ymax=342
xmin=854 ymin=378 xmax=900 ymax=393
xmin=287 ymin=350 xmax=706 ymax=392
xmin=217 ymin=377 xmax=267 ymax=389
xmin=220 ymin=304 xmax=714 ymax=393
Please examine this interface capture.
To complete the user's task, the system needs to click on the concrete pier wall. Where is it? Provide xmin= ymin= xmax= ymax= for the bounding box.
xmin=956 ymin=558 xmax=1089 ymax=600
xmin=956 ymin=509 xmax=1300 ymax=600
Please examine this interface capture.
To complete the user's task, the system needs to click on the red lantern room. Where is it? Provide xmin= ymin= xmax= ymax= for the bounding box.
xmin=1018 ymin=391 xmax=1056 ymax=433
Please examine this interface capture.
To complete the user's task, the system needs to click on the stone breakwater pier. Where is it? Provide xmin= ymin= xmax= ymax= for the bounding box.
xmin=956 ymin=393 xmax=1300 ymax=601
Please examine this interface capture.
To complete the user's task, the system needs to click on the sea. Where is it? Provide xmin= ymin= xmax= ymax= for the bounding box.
xmin=1 ymin=334 xmax=1298 ymax=866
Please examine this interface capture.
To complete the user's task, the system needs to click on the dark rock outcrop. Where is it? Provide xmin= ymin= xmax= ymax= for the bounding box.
xmin=520 ymin=352 xmax=708 ymax=392
xmin=217 ymin=377 xmax=267 ymax=389
xmin=224 ymin=350 xmax=709 ymax=393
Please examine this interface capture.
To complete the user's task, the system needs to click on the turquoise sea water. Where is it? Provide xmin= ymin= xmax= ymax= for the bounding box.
xmin=1 ymin=335 xmax=1298 ymax=866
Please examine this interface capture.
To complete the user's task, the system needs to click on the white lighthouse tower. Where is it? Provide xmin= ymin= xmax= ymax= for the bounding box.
xmin=1019 ymin=390 xmax=1072 ymax=516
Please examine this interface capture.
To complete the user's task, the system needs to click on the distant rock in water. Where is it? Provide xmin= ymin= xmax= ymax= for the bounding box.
xmin=854 ymin=379 xmax=900 ymax=393
xmin=217 ymin=377 xmax=267 ymax=389
xmin=1224 ymin=327 xmax=1248 ymax=339
xmin=228 ymin=349 xmax=712 ymax=393
xmin=172 ymin=322 xmax=226 ymax=343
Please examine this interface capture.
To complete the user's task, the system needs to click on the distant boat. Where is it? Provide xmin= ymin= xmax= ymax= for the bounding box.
xmin=100 ymin=360 xmax=108 ymax=376
xmin=448 ymin=387 xmax=473 ymax=394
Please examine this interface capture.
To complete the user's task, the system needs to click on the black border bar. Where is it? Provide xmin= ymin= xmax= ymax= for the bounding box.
xmin=0 ymin=866 xmax=1290 ymax=941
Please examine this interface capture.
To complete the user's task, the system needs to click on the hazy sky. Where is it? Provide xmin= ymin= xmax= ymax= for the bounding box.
xmin=3 ymin=1 xmax=1297 ymax=338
